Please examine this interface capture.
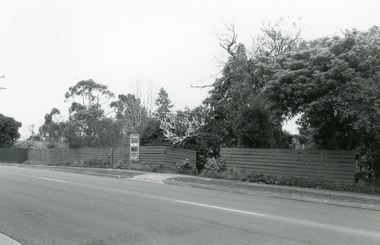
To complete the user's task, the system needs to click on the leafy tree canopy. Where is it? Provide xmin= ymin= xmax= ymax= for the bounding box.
xmin=203 ymin=21 xmax=298 ymax=149
xmin=39 ymin=108 xmax=66 ymax=148
xmin=0 ymin=114 xmax=22 ymax=148
xmin=64 ymin=80 xmax=115 ymax=147
xmin=265 ymin=26 xmax=380 ymax=151
xmin=65 ymin=79 xmax=114 ymax=112
xmin=154 ymin=87 xmax=173 ymax=120
xmin=111 ymin=93 xmax=148 ymax=132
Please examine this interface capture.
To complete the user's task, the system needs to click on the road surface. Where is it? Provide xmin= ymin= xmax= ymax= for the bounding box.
xmin=0 ymin=165 xmax=379 ymax=244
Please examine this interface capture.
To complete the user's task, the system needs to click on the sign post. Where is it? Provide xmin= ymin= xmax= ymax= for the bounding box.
xmin=129 ymin=134 xmax=140 ymax=162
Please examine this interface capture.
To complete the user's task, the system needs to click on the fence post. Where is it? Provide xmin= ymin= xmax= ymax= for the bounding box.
xmin=111 ymin=147 xmax=114 ymax=168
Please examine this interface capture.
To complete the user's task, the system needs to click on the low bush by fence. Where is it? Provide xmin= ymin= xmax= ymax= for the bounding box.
xmin=220 ymin=148 xmax=355 ymax=183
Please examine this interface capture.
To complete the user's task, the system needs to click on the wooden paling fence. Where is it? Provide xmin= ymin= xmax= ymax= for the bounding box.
xmin=0 ymin=148 xmax=28 ymax=163
xmin=220 ymin=148 xmax=355 ymax=183
xmin=28 ymin=147 xmax=128 ymax=165
xmin=3 ymin=146 xmax=354 ymax=182
xmin=137 ymin=146 xmax=196 ymax=169
xmin=28 ymin=146 xmax=195 ymax=169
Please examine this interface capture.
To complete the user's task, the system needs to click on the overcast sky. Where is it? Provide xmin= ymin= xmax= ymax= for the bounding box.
xmin=1 ymin=0 xmax=379 ymax=138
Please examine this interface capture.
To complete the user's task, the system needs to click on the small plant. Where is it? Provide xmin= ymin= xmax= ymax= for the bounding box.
xmin=83 ymin=157 xmax=111 ymax=168
xmin=146 ymin=163 xmax=164 ymax=173
xmin=200 ymin=157 xmax=225 ymax=178
xmin=204 ymin=157 xmax=225 ymax=171
xmin=174 ymin=159 xmax=196 ymax=174
xmin=247 ymin=173 xmax=276 ymax=184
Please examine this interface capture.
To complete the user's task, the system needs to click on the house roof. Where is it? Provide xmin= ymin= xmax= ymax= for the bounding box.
xmin=14 ymin=140 xmax=48 ymax=149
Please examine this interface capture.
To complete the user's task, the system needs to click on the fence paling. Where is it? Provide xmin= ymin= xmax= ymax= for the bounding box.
xmin=232 ymin=167 xmax=353 ymax=181
xmin=221 ymin=147 xmax=354 ymax=154
xmin=0 ymin=149 xmax=28 ymax=163
xmin=221 ymin=148 xmax=355 ymax=183
xmin=224 ymin=161 xmax=354 ymax=170
xmin=223 ymin=157 xmax=355 ymax=167
xmin=221 ymin=149 xmax=345 ymax=155
xmin=231 ymin=165 xmax=353 ymax=176
xmin=223 ymin=154 xmax=355 ymax=163
xmin=221 ymin=151 xmax=354 ymax=162
xmin=226 ymin=163 xmax=354 ymax=174
xmin=223 ymin=156 xmax=354 ymax=168
xmin=27 ymin=146 xmax=195 ymax=169
xmin=221 ymin=149 xmax=355 ymax=160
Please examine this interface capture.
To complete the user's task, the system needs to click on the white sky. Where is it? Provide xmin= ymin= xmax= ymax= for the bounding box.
xmin=1 ymin=0 xmax=379 ymax=138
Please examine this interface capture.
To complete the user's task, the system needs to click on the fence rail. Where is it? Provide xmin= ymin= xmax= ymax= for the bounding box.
xmin=220 ymin=148 xmax=355 ymax=183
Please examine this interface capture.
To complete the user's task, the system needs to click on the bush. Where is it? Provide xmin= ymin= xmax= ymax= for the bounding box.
xmin=204 ymin=157 xmax=225 ymax=171
xmin=200 ymin=157 xmax=225 ymax=178
xmin=81 ymin=158 xmax=111 ymax=168
xmin=247 ymin=173 xmax=277 ymax=184
xmin=199 ymin=166 xmax=379 ymax=193
xmin=355 ymin=147 xmax=380 ymax=181
xmin=145 ymin=163 xmax=164 ymax=173
xmin=244 ymin=172 xmax=378 ymax=193
xmin=114 ymin=158 xmax=166 ymax=173
xmin=200 ymin=169 xmax=222 ymax=178
xmin=174 ymin=159 xmax=196 ymax=175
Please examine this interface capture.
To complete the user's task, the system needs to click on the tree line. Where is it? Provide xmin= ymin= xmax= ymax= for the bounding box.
xmin=1 ymin=21 xmax=379 ymax=177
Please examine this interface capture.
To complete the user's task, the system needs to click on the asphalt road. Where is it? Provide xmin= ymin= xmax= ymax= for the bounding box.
xmin=1 ymin=165 xmax=379 ymax=245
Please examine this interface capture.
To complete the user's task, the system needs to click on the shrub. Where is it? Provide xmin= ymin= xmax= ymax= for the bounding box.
xmin=204 ymin=157 xmax=225 ymax=171
xmin=145 ymin=163 xmax=164 ymax=173
xmin=174 ymin=159 xmax=196 ymax=175
xmin=200 ymin=157 xmax=225 ymax=178
xmin=247 ymin=173 xmax=277 ymax=184
xmin=114 ymin=158 xmax=166 ymax=173
xmin=199 ymin=169 xmax=223 ymax=178
xmin=82 ymin=158 xmax=111 ymax=168
xmin=199 ymin=166 xmax=378 ymax=193
xmin=244 ymin=172 xmax=378 ymax=193
xmin=355 ymin=147 xmax=380 ymax=181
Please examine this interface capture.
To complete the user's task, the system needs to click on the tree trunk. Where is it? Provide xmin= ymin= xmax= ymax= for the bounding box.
xmin=330 ymin=116 xmax=339 ymax=150
xmin=332 ymin=132 xmax=339 ymax=150
xmin=346 ymin=128 xmax=354 ymax=150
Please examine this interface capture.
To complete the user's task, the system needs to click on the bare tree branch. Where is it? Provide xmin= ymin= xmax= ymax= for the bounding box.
xmin=250 ymin=18 xmax=303 ymax=59
xmin=217 ymin=22 xmax=238 ymax=58
xmin=189 ymin=71 xmax=223 ymax=89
